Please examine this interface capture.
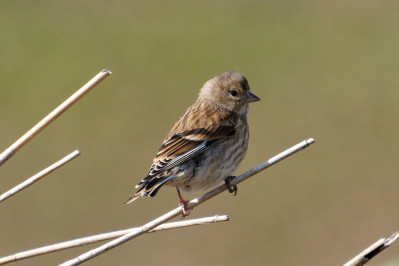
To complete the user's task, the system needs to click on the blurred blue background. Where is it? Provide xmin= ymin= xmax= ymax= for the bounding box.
xmin=0 ymin=1 xmax=398 ymax=265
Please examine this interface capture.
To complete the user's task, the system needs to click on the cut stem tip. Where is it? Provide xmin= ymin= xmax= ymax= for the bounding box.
xmin=306 ymin=138 xmax=315 ymax=145
xmin=102 ymin=69 xmax=112 ymax=74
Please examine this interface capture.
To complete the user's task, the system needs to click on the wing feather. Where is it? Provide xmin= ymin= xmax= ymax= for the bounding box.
xmin=130 ymin=102 xmax=239 ymax=200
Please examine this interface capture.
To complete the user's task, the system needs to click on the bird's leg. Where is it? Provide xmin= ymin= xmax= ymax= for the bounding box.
xmin=224 ymin=176 xmax=238 ymax=196
xmin=176 ymin=188 xmax=190 ymax=217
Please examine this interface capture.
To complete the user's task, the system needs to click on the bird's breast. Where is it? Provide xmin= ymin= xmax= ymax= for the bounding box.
xmin=173 ymin=120 xmax=249 ymax=193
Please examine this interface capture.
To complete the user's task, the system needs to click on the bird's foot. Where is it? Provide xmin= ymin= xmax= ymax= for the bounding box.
xmin=225 ymin=176 xmax=238 ymax=196
xmin=176 ymin=188 xmax=190 ymax=218
xmin=179 ymin=199 xmax=190 ymax=218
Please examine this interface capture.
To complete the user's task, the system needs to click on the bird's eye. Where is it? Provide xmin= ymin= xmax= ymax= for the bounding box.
xmin=230 ymin=90 xmax=238 ymax=97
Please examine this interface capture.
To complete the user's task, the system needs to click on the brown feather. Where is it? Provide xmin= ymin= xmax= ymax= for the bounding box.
xmin=125 ymin=71 xmax=260 ymax=204
xmin=149 ymin=102 xmax=237 ymax=175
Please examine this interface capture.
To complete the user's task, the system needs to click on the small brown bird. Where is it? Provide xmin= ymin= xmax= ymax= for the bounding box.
xmin=125 ymin=72 xmax=260 ymax=213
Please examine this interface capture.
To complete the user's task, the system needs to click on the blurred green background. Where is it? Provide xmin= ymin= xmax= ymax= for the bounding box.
xmin=1 ymin=1 xmax=398 ymax=265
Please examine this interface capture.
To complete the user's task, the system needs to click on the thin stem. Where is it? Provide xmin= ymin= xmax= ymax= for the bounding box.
xmin=0 ymin=69 xmax=111 ymax=167
xmin=0 ymin=150 xmax=80 ymax=203
xmin=343 ymin=231 xmax=399 ymax=266
xmin=60 ymin=138 xmax=315 ymax=266
xmin=0 ymin=215 xmax=228 ymax=265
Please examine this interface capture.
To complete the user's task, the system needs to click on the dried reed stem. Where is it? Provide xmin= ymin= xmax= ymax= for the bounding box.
xmin=343 ymin=231 xmax=399 ymax=266
xmin=0 ymin=69 xmax=111 ymax=167
xmin=60 ymin=138 xmax=315 ymax=266
xmin=0 ymin=150 xmax=80 ymax=203
xmin=0 ymin=215 xmax=228 ymax=265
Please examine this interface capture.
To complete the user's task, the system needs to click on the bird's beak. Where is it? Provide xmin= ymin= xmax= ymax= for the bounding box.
xmin=244 ymin=91 xmax=260 ymax=103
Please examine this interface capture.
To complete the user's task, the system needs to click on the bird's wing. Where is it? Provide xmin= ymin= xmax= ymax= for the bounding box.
xmin=137 ymin=105 xmax=238 ymax=187
xmin=123 ymin=104 xmax=241 ymax=205
xmin=149 ymin=125 xmax=235 ymax=176
xmin=127 ymin=123 xmax=236 ymax=203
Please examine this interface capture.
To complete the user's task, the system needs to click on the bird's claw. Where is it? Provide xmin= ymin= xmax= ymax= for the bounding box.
xmin=176 ymin=188 xmax=190 ymax=218
xmin=225 ymin=176 xmax=238 ymax=196
xmin=179 ymin=200 xmax=190 ymax=218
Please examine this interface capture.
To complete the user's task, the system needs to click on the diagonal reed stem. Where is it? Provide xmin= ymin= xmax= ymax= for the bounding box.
xmin=0 ymin=69 xmax=111 ymax=167
xmin=60 ymin=138 xmax=315 ymax=266
xmin=0 ymin=215 xmax=228 ymax=265
xmin=0 ymin=150 xmax=80 ymax=203
xmin=343 ymin=231 xmax=399 ymax=266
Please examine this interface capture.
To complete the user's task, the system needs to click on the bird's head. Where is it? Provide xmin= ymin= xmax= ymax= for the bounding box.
xmin=198 ymin=71 xmax=260 ymax=114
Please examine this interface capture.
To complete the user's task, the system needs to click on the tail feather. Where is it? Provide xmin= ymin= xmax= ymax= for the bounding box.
xmin=124 ymin=174 xmax=175 ymax=205
xmin=124 ymin=193 xmax=141 ymax=205
xmin=148 ymin=175 xmax=175 ymax=197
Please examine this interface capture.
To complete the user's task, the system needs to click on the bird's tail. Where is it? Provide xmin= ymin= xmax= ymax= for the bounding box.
xmin=124 ymin=174 xmax=175 ymax=205
xmin=124 ymin=193 xmax=141 ymax=205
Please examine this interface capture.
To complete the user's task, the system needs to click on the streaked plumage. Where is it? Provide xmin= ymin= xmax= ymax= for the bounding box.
xmin=125 ymin=71 xmax=260 ymax=205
